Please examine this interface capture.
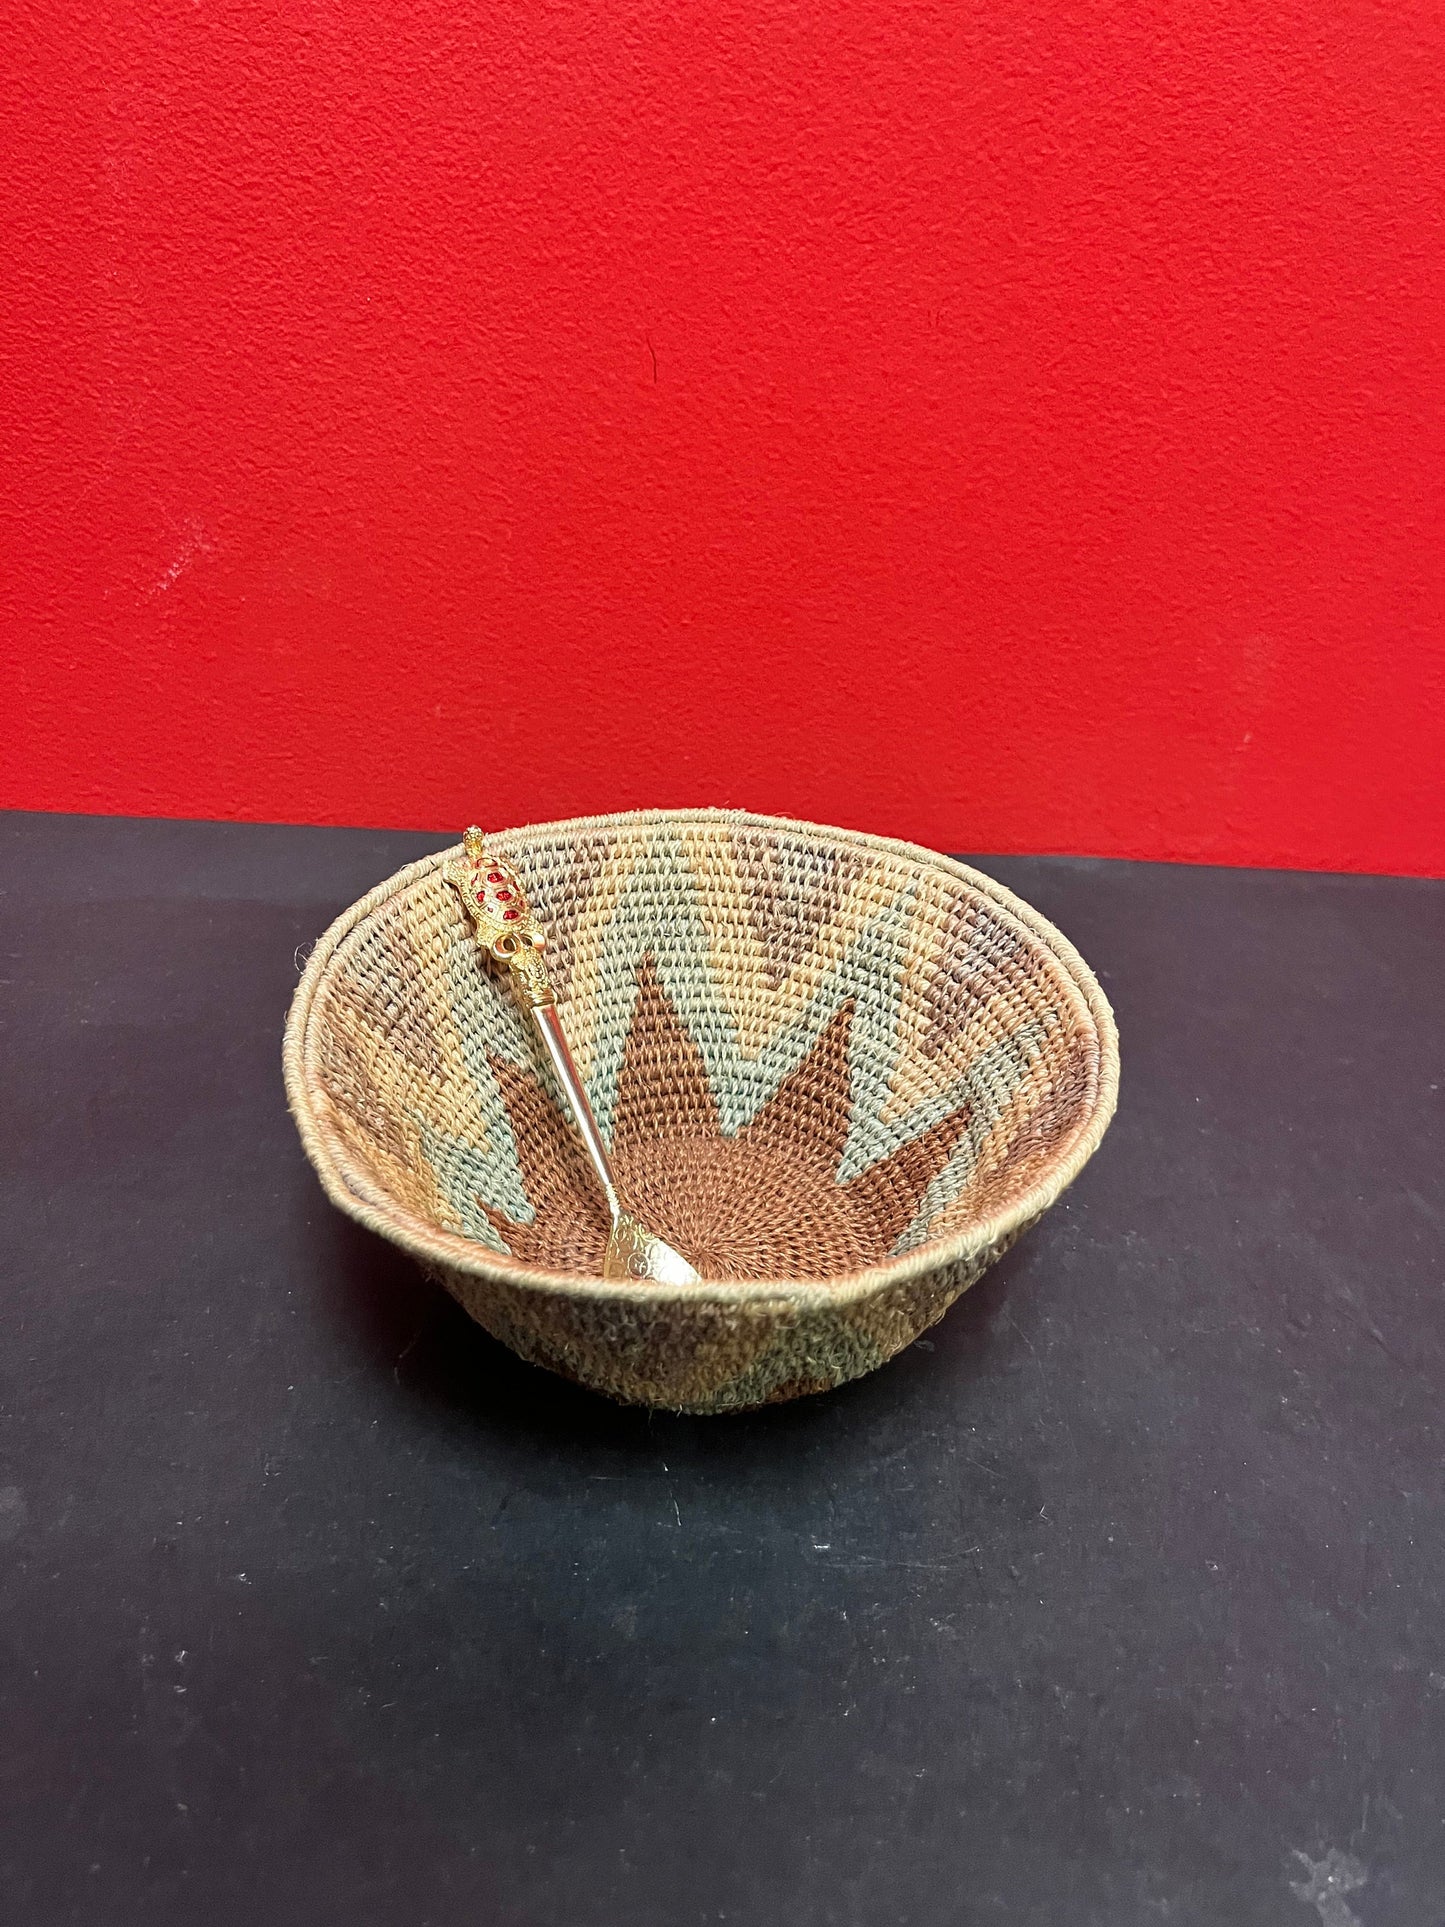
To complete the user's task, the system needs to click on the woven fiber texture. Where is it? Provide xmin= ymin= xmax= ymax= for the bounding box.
xmin=284 ymin=810 xmax=1118 ymax=1412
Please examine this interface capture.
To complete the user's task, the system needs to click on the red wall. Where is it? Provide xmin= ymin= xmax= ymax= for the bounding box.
xmin=4 ymin=1 xmax=1442 ymax=874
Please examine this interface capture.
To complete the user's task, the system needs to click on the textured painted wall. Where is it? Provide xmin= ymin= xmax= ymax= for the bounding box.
xmin=3 ymin=0 xmax=1441 ymax=872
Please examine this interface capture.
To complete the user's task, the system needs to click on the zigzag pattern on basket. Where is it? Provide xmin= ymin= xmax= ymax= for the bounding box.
xmin=311 ymin=818 xmax=1099 ymax=1281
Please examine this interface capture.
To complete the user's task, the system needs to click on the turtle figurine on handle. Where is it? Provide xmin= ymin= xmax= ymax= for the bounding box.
xmin=446 ymin=828 xmax=555 ymax=1010
xmin=446 ymin=828 xmax=701 ymax=1286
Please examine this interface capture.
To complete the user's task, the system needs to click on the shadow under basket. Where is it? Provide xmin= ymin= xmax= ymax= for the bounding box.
xmin=284 ymin=809 xmax=1119 ymax=1413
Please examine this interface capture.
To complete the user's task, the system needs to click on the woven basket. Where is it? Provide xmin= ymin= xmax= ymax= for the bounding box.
xmin=284 ymin=809 xmax=1118 ymax=1413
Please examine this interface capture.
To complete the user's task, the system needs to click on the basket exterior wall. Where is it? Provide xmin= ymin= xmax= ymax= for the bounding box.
xmin=432 ymin=1231 xmax=1021 ymax=1413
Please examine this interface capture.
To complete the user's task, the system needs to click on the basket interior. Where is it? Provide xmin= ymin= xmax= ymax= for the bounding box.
xmin=303 ymin=816 xmax=1104 ymax=1283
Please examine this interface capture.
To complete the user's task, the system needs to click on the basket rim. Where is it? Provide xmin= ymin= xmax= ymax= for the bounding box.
xmin=283 ymin=807 xmax=1119 ymax=1308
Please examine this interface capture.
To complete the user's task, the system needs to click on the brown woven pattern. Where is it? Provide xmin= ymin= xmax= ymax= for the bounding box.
xmin=284 ymin=810 xmax=1118 ymax=1412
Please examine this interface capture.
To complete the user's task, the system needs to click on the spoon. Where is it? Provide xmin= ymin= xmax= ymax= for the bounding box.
xmin=446 ymin=827 xmax=701 ymax=1285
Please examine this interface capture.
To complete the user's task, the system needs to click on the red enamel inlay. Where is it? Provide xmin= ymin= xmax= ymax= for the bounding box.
xmin=496 ymin=889 xmax=512 ymax=900
xmin=503 ymin=909 xmax=519 ymax=920
xmin=487 ymin=871 xmax=503 ymax=883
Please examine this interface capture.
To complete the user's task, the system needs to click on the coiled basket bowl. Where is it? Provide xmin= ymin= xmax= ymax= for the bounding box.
xmin=284 ymin=809 xmax=1118 ymax=1413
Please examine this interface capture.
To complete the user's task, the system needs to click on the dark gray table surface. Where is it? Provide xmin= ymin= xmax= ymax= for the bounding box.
xmin=2 ymin=810 xmax=1442 ymax=1927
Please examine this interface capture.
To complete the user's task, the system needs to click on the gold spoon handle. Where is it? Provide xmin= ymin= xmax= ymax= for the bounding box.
xmin=445 ymin=827 xmax=622 ymax=1220
xmin=526 ymin=1001 xmax=621 ymax=1219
